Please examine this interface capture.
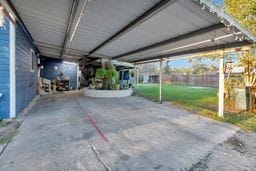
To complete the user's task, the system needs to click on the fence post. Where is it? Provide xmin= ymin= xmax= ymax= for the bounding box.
xmin=159 ymin=58 xmax=163 ymax=103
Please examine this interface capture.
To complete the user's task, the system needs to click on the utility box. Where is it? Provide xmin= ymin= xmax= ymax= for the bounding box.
xmin=234 ymin=88 xmax=246 ymax=110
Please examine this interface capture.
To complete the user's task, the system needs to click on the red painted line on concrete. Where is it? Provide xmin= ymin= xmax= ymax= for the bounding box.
xmin=75 ymin=98 xmax=109 ymax=143
xmin=84 ymin=111 xmax=109 ymax=143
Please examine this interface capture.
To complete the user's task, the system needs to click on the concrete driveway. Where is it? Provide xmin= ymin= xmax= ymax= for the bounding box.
xmin=0 ymin=92 xmax=240 ymax=171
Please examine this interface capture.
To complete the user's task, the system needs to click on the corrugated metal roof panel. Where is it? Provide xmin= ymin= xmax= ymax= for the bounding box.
xmin=66 ymin=0 xmax=161 ymax=52
xmin=12 ymin=0 xmax=73 ymax=52
xmin=9 ymin=0 xmax=255 ymax=62
xmin=96 ymin=0 xmax=220 ymax=57
xmin=120 ymin=28 xmax=240 ymax=62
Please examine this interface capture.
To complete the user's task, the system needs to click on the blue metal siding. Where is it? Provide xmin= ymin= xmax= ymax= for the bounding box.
xmin=0 ymin=21 xmax=10 ymax=119
xmin=41 ymin=58 xmax=78 ymax=90
xmin=15 ymin=23 xmax=38 ymax=114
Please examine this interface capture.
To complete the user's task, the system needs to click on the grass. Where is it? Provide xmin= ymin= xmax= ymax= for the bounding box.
xmin=0 ymin=120 xmax=10 ymax=127
xmin=0 ymin=134 xmax=14 ymax=145
xmin=0 ymin=121 xmax=21 ymax=145
xmin=137 ymin=84 xmax=256 ymax=132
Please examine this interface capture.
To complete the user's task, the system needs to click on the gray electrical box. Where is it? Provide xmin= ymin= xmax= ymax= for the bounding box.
xmin=234 ymin=88 xmax=246 ymax=110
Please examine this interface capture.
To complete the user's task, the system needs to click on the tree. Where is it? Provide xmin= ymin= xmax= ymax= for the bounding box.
xmin=238 ymin=46 xmax=256 ymax=87
xmin=189 ymin=58 xmax=209 ymax=75
xmin=164 ymin=61 xmax=170 ymax=74
xmin=225 ymin=0 xmax=256 ymax=35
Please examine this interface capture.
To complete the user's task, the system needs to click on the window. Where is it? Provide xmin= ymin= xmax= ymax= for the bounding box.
xmin=30 ymin=49 xmax=36 ymax=72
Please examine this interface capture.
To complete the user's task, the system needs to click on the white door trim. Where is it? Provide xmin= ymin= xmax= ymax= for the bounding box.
xmin=9 ymin=21 xmax=16 ymax=118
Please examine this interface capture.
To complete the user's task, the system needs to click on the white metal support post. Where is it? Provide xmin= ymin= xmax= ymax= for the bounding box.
xmin=134 ymin=64 xmax=137 ymax=93
xmin=159 ymin=58 xmax=163 ymax=103
xmin=218 ymin=51 xmax=225 ymax=117
xmin=136 ymin=65 xmax=139 ymax=93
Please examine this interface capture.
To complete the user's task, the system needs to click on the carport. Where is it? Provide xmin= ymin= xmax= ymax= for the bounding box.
xmin=1 ymin=0 xmax=256 ymax=118
xmin=1 ymin=0 xmax=256 ymax=170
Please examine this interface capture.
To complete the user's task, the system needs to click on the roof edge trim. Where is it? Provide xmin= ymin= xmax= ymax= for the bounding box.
xmin=198 ymin=0 xmax=256 ymax=42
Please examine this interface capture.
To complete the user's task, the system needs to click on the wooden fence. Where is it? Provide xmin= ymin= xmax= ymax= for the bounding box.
xmin=162 ymin=74 xmax=219 ymax=87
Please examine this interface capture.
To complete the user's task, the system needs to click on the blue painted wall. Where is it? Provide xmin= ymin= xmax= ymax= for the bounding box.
xmin=0 ymin=20 xmax=10 ymax=119
xmin=15 ymin=22 xmax=38 ymax=114
xmin=41 ymin=58 xmax=78 ymax=90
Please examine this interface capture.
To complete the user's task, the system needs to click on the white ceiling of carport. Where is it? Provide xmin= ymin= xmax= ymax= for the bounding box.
xmin=96 ymin=0 xmax=220 ymax=56
xmin=9 ymin=0 xmax=256 ymax=62
xmin=11 ymin=0 xmax=162 ymax=60
xmin=118 ymin=27 xmax=233 ymax=62
xmin=12 ymin=0 xmax=72 ymax=47
xmin=67 ymin=0 xmax=160 ymax=52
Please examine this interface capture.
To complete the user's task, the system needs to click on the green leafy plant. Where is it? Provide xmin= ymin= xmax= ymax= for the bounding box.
xmin=106 ymin=69 xmax=118 ymax=90
xmin=95 ymin=68 xmax=118 ymax=90
xmin=95 ymin=68 xmax=107 ymax=79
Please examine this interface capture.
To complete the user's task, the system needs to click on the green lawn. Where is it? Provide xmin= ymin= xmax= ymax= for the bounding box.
xmin=137 ymin=84 xmax=256 ymax=131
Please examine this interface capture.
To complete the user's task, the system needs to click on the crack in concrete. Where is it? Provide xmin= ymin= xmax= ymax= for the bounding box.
xmin=0 ymin=142 xmax=10 ymax=156
xmin=187 ymin=151 xmax=213 ymax=171
xmin=90 ymin=143 xmax=110 ymax=171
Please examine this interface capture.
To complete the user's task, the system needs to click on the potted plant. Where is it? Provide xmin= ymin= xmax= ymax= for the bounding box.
xmin=105 ymin=69 xmax=118 ymax=90
xmin=95 ymin=68 xmax=107 ymax=89
xmin=89 ymin=78 xmax=96 ymax=89
xmin=95 ymin=79 xmax=103 ymax=89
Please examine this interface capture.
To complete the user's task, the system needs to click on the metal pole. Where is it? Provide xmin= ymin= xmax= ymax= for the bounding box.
xmin=136 ymin=65 xmax=139 ymax=93
xmin=134 ymin=64 xmax=137 ymax=93
xmin=218 ymin=51 xmax=224 ymax=117
xmin=159 ymin=58 xmax=163 ymax=103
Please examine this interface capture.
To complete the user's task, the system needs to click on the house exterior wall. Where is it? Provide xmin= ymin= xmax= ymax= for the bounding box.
xmin=41 ymin=58 xmax=78 ymax=90
xmin=15 ymin=23 xmax=38 ymax=114
xmin=0 ymin=20 xmax=10 ymax=119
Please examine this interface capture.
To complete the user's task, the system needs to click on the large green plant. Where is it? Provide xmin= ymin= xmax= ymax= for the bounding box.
xmin=95 ymin=68 xmax=107 ymax=79
xmin=95 ymin=68 xmax=118 ymax=90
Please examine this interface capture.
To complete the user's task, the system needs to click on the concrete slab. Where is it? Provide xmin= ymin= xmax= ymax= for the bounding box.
xmin=0 ymin=92 xmax=240 ymax=171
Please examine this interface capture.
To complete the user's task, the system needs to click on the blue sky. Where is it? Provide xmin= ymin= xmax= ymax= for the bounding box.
xmin=168 ymin=52 xmax=241 ymax=69
xmin=212 ymin=0 xmax=224 ymax=6
xmin=168 ymin=58 xmax=219 ymax=69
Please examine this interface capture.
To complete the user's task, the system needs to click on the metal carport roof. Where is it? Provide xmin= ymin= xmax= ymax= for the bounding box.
xmin=2 ymin=0 xmax=256 ymax=62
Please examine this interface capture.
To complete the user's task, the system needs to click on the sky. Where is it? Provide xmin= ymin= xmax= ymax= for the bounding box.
xmin=212 ymin=0 xmax=224 ymax=6
xmin=167 ymin=52 xmax=241 ymax=69
xmin=168 ymin=58 xmax=219 ymax=69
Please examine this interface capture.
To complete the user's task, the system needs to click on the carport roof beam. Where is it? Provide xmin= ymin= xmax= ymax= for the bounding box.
xmin=61 ymin=0 xmax=80 ymax=58
xmin=113 ymin=23 xmax=225 ymax=60
xmin=132 ymin=41 xmax=250 ymax=63
xmin=89 ymin=0 xmax=178 ymax=55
